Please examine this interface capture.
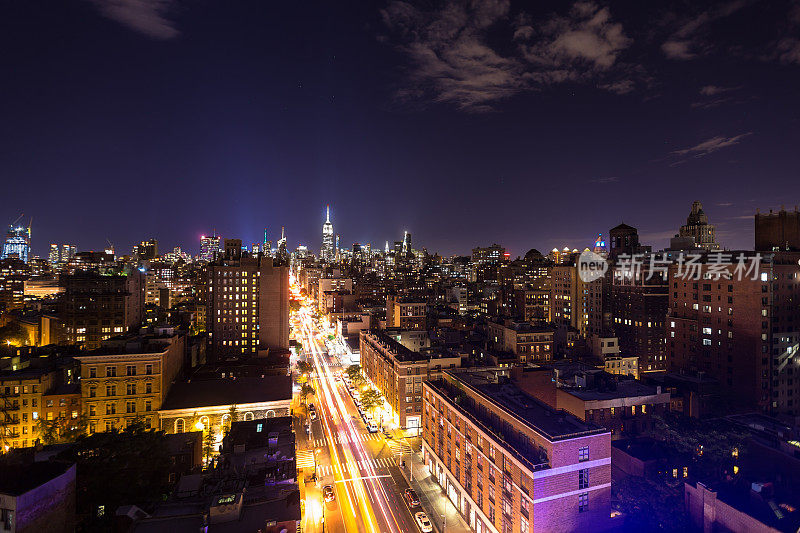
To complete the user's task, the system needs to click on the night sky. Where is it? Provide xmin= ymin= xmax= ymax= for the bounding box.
xmin=2 ymin=0 xmax=799 ymax=258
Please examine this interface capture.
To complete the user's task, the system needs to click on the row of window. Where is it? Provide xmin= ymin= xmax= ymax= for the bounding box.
xmin=88 ymin=364 xmax=154 ymax=378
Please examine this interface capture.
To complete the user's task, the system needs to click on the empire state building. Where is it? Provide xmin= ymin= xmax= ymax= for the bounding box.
xmin=321 ymin=205 xmax=334 ymax=261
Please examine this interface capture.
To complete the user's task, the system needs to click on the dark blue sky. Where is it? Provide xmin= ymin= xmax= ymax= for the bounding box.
xmin=2 ymin=0 xmax=799 ymax=258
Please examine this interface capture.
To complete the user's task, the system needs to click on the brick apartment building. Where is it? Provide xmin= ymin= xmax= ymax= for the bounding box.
xmin=422 ymin=368 xmax=612 ymax=533
xmin=386 ymin=295 xmax=427 ymax=330
xmin=667 ymin=251 xmax=800 ymax=414
xmin=486 ymin=319 xmax=554 ymax=364
xmin=359 ymin=329 xmax=461 ymax=429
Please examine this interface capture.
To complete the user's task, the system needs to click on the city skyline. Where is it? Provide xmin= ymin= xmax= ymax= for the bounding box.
xmin=2 ymin=1 xmax=799 ymax=256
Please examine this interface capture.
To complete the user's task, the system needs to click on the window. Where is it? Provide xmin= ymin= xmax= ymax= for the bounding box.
xmin=175 ymin=418 xmax=185 ymax=433
xmin=89 ymin=367 xmax=97 ymax=378
xmin=106 ymin=403 xmax=116 ymax=415
xmin=127 ymin=384 xmax=136 ymax=395
xmin=145 ymin=382 xmax=152 ymax=394
xmin=106 ymin=366 xmax=116 ymax=377
xmin=106 ymin=385 xmax=116 ymax=397
xmin=578 ymin=493 xmax=589 ymax=512
xmin=579 ymin=446 xmax=589 ymax=462
xmin=126 ymin=365 xmax=136 ymax=376
xmin=126 ymin=401 xmax=136 ymax=414
xmin=89 ymin=405 xmax=97 ymax=416
xmin=89 ymin=386 xmax=96 ymax=398
xmin=145 ymin=400 xmax=152 ymax=412
xmin=579 ymin=468 xmax=589 ymax=489
xmin=145 ymin=364 xmax=153 ymax=375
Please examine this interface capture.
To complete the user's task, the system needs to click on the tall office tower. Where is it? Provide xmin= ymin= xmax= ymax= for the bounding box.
xmin=49 ymin=244 xmax=60 ymax=265
xmin=203 ymin=243 xmax=289 ymax=359
xmin=402 ymin=231 xmax=412 ymax=255
xmin=135 ymin=239 xmax=158 ymax=260
xmin=276 ymin=226 xmax=288 ymax=261
xmin=678 ymin=200 xmax=721 ymax=251
xmin=252 ymin=243 xmax=260 ymax=254
xmin=321 ymin=205 xmax=334 ymax=261
xmin=200 ymin=233 xmax=221 ymax=262
xmin=609 ymin=223 xmax=651 ymax=258
xmin=61 ymin=244 xmax=76 ymax=264
xmin=2 ymin=224 xmax=30 ymax=263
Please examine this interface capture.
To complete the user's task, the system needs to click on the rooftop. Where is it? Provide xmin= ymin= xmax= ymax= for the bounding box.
xmin=0 ymin=460 xmax=74 ymax=496
xmin=160 ymin=376 xmax=291 ymax=411
xmin=564 ymin=378 xmax=666 ymax=402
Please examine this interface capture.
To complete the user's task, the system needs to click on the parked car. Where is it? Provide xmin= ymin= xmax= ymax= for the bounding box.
xmin=404 ymin=488 xmax=420 ymax=508
xmin=414 ymin=512 xmax=433 ymax=533
xmin=368 ymin=420 xmax=379 ymax=433
xmin=323 ymin=485 xmax=335 ymax=502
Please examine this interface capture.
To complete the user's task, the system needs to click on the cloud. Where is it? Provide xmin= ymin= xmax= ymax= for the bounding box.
xmin=716 ymin=202 xmax=734 ymax=207
xmin=671 ymin=132 xmax=753 ymax=159
xmin=660 ymin=1 xmax=750 ymax=60
xmin=380 ymin=1 xmax=637 ymax=111
xmin=661 ymin=40 xmax=696 ymax=60
xmin=699 ymin=85 xmax=738 ymax=96
xmin=90 ymin=0 xmax=179 ymax=39
xmin=590 ymin=176 xmax=620 ymax=184
xmin=690 ymin=97 xmax=733 ymax=109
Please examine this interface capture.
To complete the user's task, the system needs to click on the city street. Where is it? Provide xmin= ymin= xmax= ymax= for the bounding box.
xmin=293 ymin=287 xmax=430 ymax=533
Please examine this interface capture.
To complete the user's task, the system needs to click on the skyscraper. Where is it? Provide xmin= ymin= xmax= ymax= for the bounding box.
xmin=678 ymin=200 xmax=720 ymax=251
xmin=2 ymin=224 xmax=30 ymax=263
xmin=277 ymin=226 xmax=288 ymax=261
xmin=49 ymin=243 xmax=59 ymax=265
xmin=321 ymin=205 xmax=334 ymax=261
xmin=61 ymin=244 xmax=76 ymax=264
xmin=200 ymin=233 xmax=220 ymax=262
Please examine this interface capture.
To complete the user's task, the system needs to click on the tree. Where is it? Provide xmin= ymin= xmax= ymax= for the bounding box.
xmin=296 ymin=361 xmax=313 ymax=381
xmin=300 ymin=382 xmax=315 ymax=405
xmin=36 ymin=412 xmax=88 ymax=445
xmin=56 ymin=419 xmax=171 ymax=530
xmin=346 ymin=364 xmax=366 ymax=389
xmin=224 ymin=404 xmax=238 ymax=433
xmin=203 ymin=429 xmax=217 ymax=463
xmin=359 ymin=388 xmax=383 ymax=415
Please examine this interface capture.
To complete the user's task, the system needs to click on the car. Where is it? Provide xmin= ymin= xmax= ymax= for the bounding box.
xmin=414 ymin=512 xmax=433 ymax=533
xmin=323 ymin=485 xmax=335 ymax=502
xmin=383 ymin=428 xmax=393 ymax=439
xmin=368 ymin=420 xmax=379 ymax=433
xmin=310 ymin=410 xmax=317 ymax=421
xmin=404 ymin=488 xmax=420 ymax=508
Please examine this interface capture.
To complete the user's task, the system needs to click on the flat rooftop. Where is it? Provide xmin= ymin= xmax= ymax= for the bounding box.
xmin=445 ymin=369 xmax=605 ymax=442
xmin=161 ymin=376 xmax=291 ymax=410
xmin=565 ymin=379 xmax=666 ymax=401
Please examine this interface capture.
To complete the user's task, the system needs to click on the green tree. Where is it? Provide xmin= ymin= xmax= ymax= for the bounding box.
xmin=36 ymin=413 xmax=88 ymax=445
xmin=300 ymin=382 xmax=315 ymax=405
xmin=203 ymin=429 xmax=217 ymax=463
xmin=359 ymin=388 xmax=383 ymax=415
xmin=224 ymin=404 xmax=238 ymax=433
xmin=296 ymin=361 xmax=313 ymax=381
xmin=346 ymin=364 xmax=366 ymax=389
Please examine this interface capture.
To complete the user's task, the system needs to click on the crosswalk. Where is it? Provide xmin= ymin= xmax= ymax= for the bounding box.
xmin=315 ymin=457 xmax=396 ymax=477
xmin=387 ymin=439 xmax=413 ymax=456
xmin=312 ymin=432 xmax=383 ymax=447
xmin=296 ymin=449 xmax=315 ymax=468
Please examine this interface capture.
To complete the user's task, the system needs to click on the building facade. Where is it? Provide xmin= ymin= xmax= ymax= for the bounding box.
xmin=422 ymin=368 xmax=612 ymax=533
xmin=75 ymin=332 xmax=184 ymax=434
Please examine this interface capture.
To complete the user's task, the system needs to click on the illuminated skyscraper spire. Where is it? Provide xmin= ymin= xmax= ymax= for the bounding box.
xmin=322 ymin=205 xmax=334 ymax=261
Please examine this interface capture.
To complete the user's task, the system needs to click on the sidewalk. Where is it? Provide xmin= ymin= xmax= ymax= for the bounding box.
xmin=392 ymin=431 xmax=472 ymax=533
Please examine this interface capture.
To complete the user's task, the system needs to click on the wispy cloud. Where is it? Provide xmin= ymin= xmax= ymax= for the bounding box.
xmin=590 ymin=176 xmax=620 ymax=184
xmin=660 ymin=1 xmax=750 ymax=61
xmin=380 ymin=1 xmax=640 ymax=111
xmin=670 ymin=133 xmax=753 ymax=163
xmin=90 ymin=0 xmax=179 ymax=39
xmin=699 ymin=85 xmax=739 ymax=96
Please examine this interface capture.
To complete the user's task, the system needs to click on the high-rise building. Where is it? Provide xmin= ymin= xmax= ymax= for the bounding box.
xmin=755 ymin=206 xmax=800 ymax=251
xmin=60 ymin=244 xmax=76 ymax=265
xmin=134 ymin=239 xmax=158 ymax=260
xmin=677 ymin=201 xmax=720 ymax=251
xmin=2 ymin=224 xmax=30 ymax=263
xmin=203 ymin=244 xmax=289 ymax=359
xmin=200 ymin=233 xmax=221 ymax=262
xmin=48 ymin=244 xmax=59 ymax=266
xmin=276 ymin=226 xmax=288 ymax=261
xmin=609 ymin=223 xmax=650 ymax=258
xmin=60 ymin=270 xmax=145 ymax=349
xmin=402 ymin=231 xmax=412 ymax=255
xmin=666 ymin=252 xmax=800 ymax=414
xmin=321 ymin=205 xmax=334 ymax=261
